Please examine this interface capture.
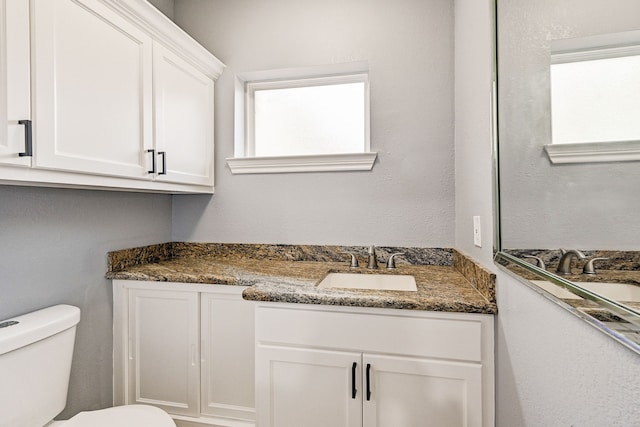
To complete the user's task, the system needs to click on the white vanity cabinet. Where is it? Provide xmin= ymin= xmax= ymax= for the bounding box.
xmin=0 ymin=0 xmax=31 ymax=168
xmin=255 ymin=304 xmax=494 ymax=427
xmin=113 ymin=280 xmax=256 ymax=427
xmin=0 ymin=0 xmax=223 ymax=193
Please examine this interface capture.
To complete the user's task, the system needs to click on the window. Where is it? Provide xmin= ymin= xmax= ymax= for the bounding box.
xmin=544 ymin=30 xmax=640 ymax=164
xmin=227 ymin=64 xmax=377 ymax=174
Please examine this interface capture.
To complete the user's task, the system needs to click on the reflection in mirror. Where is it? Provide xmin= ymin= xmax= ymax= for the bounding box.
xmin=550 ymin=31 xmax=640 ymax=145
xmin=545 ymin=30 xmax=640 ymax=164
xmin=496 ymin=0 xmax=640 ymax=352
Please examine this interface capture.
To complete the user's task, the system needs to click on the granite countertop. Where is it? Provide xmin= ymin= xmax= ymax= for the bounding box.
xmin=106 ymin=243 xmax=497 ymax=314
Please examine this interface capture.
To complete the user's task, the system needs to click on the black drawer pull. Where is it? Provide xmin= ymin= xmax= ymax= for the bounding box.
xmin=366 ymin=363 xmax=372 ymax=401
xmin=18 ymin=119 xmax=32 ymax=157
xmin=351 ymin=362 xmax=357 ymax=399
xmin=158 ymin=151 xmax=166 ymax=175
xmin=147 ymin=149 xmax=156 ymax=174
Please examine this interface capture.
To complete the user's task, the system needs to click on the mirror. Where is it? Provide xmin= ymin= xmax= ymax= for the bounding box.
xmin=496 ymin=0 xmax=640 ymax=351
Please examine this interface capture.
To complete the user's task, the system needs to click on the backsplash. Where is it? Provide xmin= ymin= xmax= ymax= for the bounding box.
xmin=108 ymin=242 xmax=455 ymax=272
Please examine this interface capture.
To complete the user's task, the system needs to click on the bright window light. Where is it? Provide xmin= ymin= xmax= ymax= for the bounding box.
xmin=246 ymin=74 xmax=369 ymax=157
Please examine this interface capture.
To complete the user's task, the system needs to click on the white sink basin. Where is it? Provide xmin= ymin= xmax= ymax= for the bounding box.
xmin=318 ymin=273 xmax=417 ymax=291
xmin=532 ymin=280 xmax=640 ymax=302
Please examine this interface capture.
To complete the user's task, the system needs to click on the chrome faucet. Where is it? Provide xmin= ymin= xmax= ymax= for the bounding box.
xmin=367 ymin=245 xmax=378 ymax=269
xmin=556 ymin=249 xmax=585 ymax=275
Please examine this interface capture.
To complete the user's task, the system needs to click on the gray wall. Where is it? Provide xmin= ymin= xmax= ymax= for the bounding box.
xmin=171 ymin=0 xmax=455 ymax=247
xmin=495 ymin=272 xmax=640 ymax=425
xmin=148 ymin=0 xmax=174 ymax=20
xmin=0 ymin=186 xmax=172 ymax=418
xmin=498 ymin=0 xmax=640 ymax=250
xmin=454 ymin=0 xmax=495 ymax=267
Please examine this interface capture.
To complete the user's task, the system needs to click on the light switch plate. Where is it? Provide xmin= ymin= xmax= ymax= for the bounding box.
xmin=473 ymin=216 xmax=482 ymax=247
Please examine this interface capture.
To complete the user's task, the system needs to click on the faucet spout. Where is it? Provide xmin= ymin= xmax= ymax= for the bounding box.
xmin=556 ymin=249 xmax=585 ymax=275
xmin=367 ymin=245 xmax=378 ymax=269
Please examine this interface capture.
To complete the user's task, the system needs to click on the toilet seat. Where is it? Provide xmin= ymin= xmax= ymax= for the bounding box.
xmin=52 ymin=404 xmax=176 ymax=427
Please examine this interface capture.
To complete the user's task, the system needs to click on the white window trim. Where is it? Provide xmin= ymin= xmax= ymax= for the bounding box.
xmin=544 ymin=140 xmax=640 ymax=164
xmin=227 ymin=62 xmax=377 ymax=174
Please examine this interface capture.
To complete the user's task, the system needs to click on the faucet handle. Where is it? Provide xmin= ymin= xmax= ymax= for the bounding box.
xmin=341 ymin=252 xmax=359 ymax=269
xmin=386 ymin=253 xmax=405 ymax=269
xmin=582 ymin=257 xmax=609 ymax=275
xmin=523 ymin=255 xmax=546 ymax=270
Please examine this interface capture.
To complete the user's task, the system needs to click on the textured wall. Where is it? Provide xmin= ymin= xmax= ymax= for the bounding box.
xmin=498 ymin=0 xmax=640 ymax=250
xmin=495 ymin=270 xmax=640 ymax=426
xmin=453 ymin=0 xmax=496 ymax=267
xmin=0 ymin=186 xmax=172 ymax=418
xmin=171 ymin=0 xmax=455 ymax=248
xmin=148 ymin=0 xmax=174 ymax=20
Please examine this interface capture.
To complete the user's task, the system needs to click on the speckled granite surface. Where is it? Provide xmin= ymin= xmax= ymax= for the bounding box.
xmin=107 ymin=243 xmax=496 ymax=314
xmin=501 ymin=249 xmax=640 ymax=286
xmin=453 ymin=249 xmax=496 ymax=304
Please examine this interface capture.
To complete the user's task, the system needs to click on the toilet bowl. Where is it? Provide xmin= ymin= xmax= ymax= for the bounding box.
xmin=47 ymin=404 xmax=176 ymax=427
xmin=0 ymin=305 xmax=175 ymax=427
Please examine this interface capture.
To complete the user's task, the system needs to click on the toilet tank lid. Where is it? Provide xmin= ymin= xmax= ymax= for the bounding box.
xmin=0 ymin=305 xmax=81 ymax=355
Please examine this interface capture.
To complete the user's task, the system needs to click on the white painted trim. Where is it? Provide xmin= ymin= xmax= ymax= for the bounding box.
xmin=100 ymin=0 xmax=225 ymax=78
xmin=544 ymin=140 xmax=640 ymax=164
xmin=551 ymin=44 xmax=640 ymax=64
xmin=234 ymin=62 xmax=370 ymax=159
xmin=226 ymin=152 xmax=377 ymax=174
xmin=551 ymin=29 xmax=640 ymax=58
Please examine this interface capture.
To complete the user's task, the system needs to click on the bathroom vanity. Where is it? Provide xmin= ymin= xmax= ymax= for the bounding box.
xmin=109 ymin=243 xmax=496 ymax=427
xmin=253 ymin=303 xmax=493 ymax=427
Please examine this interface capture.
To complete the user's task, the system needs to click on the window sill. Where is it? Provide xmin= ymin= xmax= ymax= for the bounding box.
xmin=226 ymin=152 xmax=377 ymax=174
xmin=544 ymin=140 xmax=640 ymax=164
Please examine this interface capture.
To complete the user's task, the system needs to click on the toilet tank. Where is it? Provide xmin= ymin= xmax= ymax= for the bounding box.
xmin=0 ymin=305 xmax=81 ymax=427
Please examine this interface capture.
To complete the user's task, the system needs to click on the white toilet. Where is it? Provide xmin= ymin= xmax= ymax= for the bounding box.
xmin=0 ymin=305 xmax=176 ymax=427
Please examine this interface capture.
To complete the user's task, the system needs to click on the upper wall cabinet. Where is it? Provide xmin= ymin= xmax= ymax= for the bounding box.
xmin=32 ymin=0 xmax=153 ymax=179
xmin=0 ymin=0 xmax=224 ymax=194
xmin=0 ymin=0 xmax=31 ymax=168
xmin=153 ymin=43 xmax=215 ymax=186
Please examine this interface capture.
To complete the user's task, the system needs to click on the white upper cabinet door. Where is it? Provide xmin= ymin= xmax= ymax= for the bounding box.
xmin=256 ymin=346 xmax=362 ymax=427
xmin=0 ymin=0 xmax=31 ymax=167
xmin=128 ymin=288 xmax=200 ymax=417
xmin=153 ymin=43 xmax=214 ymax=186
xmin=362 ymin=353 xmax=483 ymax=427
xmin=31 ymin=0 xmax=153 ymax=178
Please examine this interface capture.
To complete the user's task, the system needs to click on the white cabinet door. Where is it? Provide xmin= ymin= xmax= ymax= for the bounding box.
xmin=153 ymin=43 xmax=214 ymax=186
xmin=128 ymin=288 xmax=200 ymax=417
xmin=256 ymin=346 xmax=362 ymax=427
xmin=201 ymin=288 xmax=255 ymax=421
xmin=0 ymin=0 xmax=31 ymax=167
xmin=32 ymin=0 xmax=153 ymax=178
xmin=362 ymin=354 xmax=483 ymax=427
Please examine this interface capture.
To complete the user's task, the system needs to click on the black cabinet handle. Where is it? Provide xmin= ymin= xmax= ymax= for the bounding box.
xmin=18 ymin=119 xmax=32 ymax=157
xmin=351 ymin=362 xmax=357 ymax=399
xmin=366 ymin=363 xmax=371 ymax=401
xmin=147 ymin=149 xmax=156 ymax=174
xmin=158 ymin=151 xmax=166 ymax=175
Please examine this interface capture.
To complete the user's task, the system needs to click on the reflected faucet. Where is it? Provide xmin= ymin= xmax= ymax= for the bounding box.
xmin=556 ymin=249 xmax=586 ymax=275
xmin=367 ymin=245 xmax=378 ymax=269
